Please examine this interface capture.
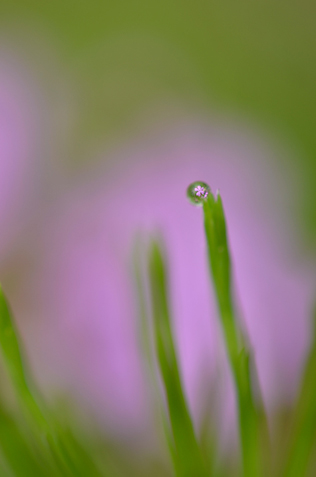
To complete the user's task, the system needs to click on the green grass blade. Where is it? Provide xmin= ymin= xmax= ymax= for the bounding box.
xmin=0 ymin=285 xmax=100 ymax=476
xmin=133 ymin=237 xmax=176 ymax=473
xmin=283 ymin=304 xmax=316 ymax=476
xmin=0 ymin=403 xmax=50 ymax=477
xmin=0 ymin=284 xmax=48 ymax=429
xmin=148 ymin=240 xmax=207 ymax=477
xmin=53 ymin=425 xmax=103 ymax=477
xmin=203 ymin=193 xmax=263 ymax=477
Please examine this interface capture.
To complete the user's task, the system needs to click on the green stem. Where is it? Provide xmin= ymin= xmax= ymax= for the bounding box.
xmin=203 ymin=193 xmax=262 ymax=477
xmin=148 ymin=241 xmax=207 ymax=477
xmin=283 ymin=305 xmax=316 ymax=477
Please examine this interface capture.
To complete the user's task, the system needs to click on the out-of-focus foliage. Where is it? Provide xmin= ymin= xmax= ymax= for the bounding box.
xmin=0 ymin=1 xmax=315 ymax=475
xmin=148 ymin=240 xmax=208 ymax=477
xmin=0 ymin=191 xmax=315 ymax=476
xmin=0 ymin=287 xmax=173 ymax=476
xmin=0 ymin=0 xmax=316 ymax=237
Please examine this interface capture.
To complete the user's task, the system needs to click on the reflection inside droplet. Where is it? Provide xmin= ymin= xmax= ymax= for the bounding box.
xmin=186 ymin=181 xmax=211 ymax=206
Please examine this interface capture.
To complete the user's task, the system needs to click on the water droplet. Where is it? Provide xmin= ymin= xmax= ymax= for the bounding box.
xmin=186 ymin=181 xmax=211 ymax=206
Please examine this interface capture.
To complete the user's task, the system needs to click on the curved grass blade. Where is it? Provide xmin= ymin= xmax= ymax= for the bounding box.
xmin=148 ymin=240 xmax=207 ymax=477
xmin=132 ymin=236 xmax=175 ymax=463
xmin=0 ymin=285 xmax=48 ymax=427
xmin=0 ymin=285 xmax=103 ymax=476
xmin=283 ymin=304 xmax=316 ymax=476
xmin=0 ymin=402 xmax=50 ymax=476
xmin=52 ymin=425 xmax=103 ymax=477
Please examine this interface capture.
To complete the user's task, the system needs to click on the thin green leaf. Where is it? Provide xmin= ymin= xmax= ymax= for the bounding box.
xmin=0 ymin=284 xmax=47 ymax=428
xmin=148 ymin=240 xmax=207 ymax=477
xmin=0 ymin=285 xmax=97 ymax=476
xmin=0 ymin=403 xmax=49 ymax=477
xmin=283 ymin=304 xmax=316 ymax=476
xmin=133 ymin=236 xmax=175 ymax=473
xmin=203 ymin=193 xmax=263 ymax=477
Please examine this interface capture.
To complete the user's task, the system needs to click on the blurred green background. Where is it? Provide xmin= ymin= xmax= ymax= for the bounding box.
xmin=1 ymin=0 xmax=315 ymax=239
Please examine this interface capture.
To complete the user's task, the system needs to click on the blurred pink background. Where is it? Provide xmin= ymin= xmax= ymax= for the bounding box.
xmin=0 ymin=45 xmax=315 ymax=453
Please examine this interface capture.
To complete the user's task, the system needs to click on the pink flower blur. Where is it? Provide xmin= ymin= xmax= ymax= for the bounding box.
xmin=20 ymin=122 xmax=314 ymax=446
